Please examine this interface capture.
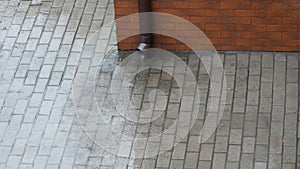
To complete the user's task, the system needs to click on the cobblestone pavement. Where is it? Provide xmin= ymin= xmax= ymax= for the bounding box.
xmin=0 ymin=0 xmax=300 ymax=168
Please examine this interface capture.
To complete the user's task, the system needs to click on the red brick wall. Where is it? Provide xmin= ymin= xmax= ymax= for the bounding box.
xmin=114 ymin=0 xmax=300 ymax=51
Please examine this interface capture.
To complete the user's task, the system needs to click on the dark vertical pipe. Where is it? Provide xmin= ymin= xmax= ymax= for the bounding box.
xmin=137 ymin=0 xmax=153 ymax=51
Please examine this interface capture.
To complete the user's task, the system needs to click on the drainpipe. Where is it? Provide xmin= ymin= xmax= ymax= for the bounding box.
xmin=31 ymin=0 xmax=42 ymax=6
xmin=137 ymin=0 xmax=153 ymax=51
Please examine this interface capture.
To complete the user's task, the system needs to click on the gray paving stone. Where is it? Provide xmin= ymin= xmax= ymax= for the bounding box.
xmin=171 ymin=143 xmax=186 ymax=160
xmin=229 ymin=129 xmax=242 ymax=144
xmin=48 ymin=147 xmax=64 ymax=164
xmin=233 ymin=97 xmax=246 ymax=112
xmin=287 ymin=69 xmax=298 ymax=83
xmin=255 ymin=162 xmax=267 ymax=169
xmin=22 ymin=146 xmax=38 ymax=163
xmin=237 ymin=54 xmax=249 ymax=69
xmin=231 ymin=113 xmax=244 ymax=129
xmin=228 ymin=145 xmax=241 ymax=162
xmin=259 ymin=97 xmax=272 ymax=113
xmin=49 ymin=38 xmax=62 ymax=51
xmin=287 ymin=55 xmax=298 ymax=68
xmin=184 ymin=152 xmax=198 ymax=168
xmin=39 ymin=65 xmax=53 ymax=78
xmin=38 ymin=140 xmax=53 ymax=156
xmin=169 ymin=159 xmax=184 ymax=169
xmin=25 ymin=71 xmax=39 ymax=84
xmin=0 ymin=1 xmax=298 ymax=168
xmin=214 ymin=136 xmax=228 ymax=153
xmin=248 ymin=75 xmax=260 ymax=91
xmin=29 ymin=93 xmax=43 ymax=107
xmin=258 ymin=113 xmax=271 ymax=129
xmin=261 ymin=69 xmax=273 ymax=83
xmin=268 ymin=154 xmax=281 ymax=169
xmin=27 ymin=131 xmax=43 ymax=146
xmin=156 ymin=151 xmax=171 ymax=168
xmin=32 ymin=115 xmax=48 ymax=131
xmin=60 ymin=156 xmax=75 ymax=169
xmin=242 ymin=137 xmax=255 ymax=153
xmin=240 ymin=153 xmax=254 ymax=169
xmin=212 ymin=153 xmax=226 ymax=169
xmin=283 ymin=129 xmax=297 ymax=147
xmin=247 ymin=91 xmax=259 ymax=105
xmin=255 ymin=145 xmax=268 ymax=162
xmin=283 ymin=145 xmax=296 ymax=163
xmin=0 ymin=146 xmax=11 ymax=163
xmin=274 ymin=53 xmax=286 ymax=62
xmin=33 ymin=156 xmax=48 ymax=169
xmin=7 ymin=155 xmax=22 ymax=169
xmin=199 ymin=144 xmax=214 ymax=161
xmin=40 ymin=31 xmax=53 ymax=44
xmin=256 ymin=128 xmax=269 ymax=145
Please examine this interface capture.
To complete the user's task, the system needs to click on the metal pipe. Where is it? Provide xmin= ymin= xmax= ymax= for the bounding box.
xmin=31 ymin=0 xmax=42 ymax=6
xmin=137 ymin=0 xmax=153 ymax=51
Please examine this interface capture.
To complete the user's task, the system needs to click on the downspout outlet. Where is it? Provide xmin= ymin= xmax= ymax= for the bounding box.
xmin=137 ymin=0 xmax=153 ymax=51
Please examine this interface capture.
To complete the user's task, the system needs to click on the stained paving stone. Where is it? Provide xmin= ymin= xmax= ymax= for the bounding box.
xmin=0 ymin=0 xmax=299 ymax=168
